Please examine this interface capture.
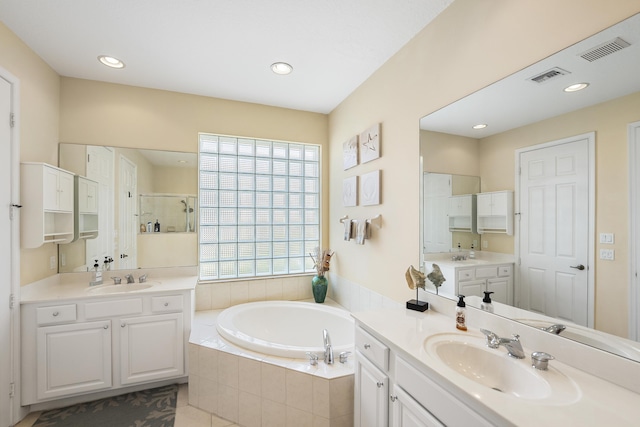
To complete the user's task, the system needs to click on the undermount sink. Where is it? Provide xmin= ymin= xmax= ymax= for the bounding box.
xmin=86 ymin=282 xmax=157 ymax=294
xmin=422 ymin=333 xmax=580 ymax=404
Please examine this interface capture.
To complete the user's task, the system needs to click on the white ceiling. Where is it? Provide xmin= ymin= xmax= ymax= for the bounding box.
xmin=0 ymin=0 xmax=454 ymax=114
xmin=420 ymin=13 xmax=640 ymax=138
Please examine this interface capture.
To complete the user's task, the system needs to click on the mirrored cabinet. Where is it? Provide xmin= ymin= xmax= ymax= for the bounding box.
xmin=73 ymin=176 xmax=99 ymax=241
xmin=476 ymin=190 xmax=513 ymax=235
xmin=21 ymin=163 xmax=75 ymax=248
xmin=447 ymin=194 xmax=476 ymax=233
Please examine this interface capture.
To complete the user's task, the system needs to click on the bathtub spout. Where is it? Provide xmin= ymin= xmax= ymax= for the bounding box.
xmin=323 ymin=329 xmax=334 ymax=364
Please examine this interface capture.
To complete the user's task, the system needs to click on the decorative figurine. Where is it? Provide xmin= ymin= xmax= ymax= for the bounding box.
xmin=405 ymin=265 xmax=429 ymax=312
xmin=426 ymin=263 xmax=446 ymax=295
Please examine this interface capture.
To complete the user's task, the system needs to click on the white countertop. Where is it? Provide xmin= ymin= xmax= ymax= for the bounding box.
xmin=424 ymin=250 xmax=515 ymax=269
xmin=20 ymin=267 xmax=198 ymax=303
xmin=353 ymin=307 xmax=640 ymax=426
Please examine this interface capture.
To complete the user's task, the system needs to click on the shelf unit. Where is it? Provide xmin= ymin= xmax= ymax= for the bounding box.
xmin=448 ymin=194 xmax=477 ymax=233
xmin=73 ymin=176 xmax=99 ymax=241
xmin=476 ymin=190 xmax=514 ymax=235
xmin=21 ymin=163 xmax=75 ymax=248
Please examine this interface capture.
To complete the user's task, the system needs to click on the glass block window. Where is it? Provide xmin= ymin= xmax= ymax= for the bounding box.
xmin=198 ymin=133 xmax=321 ymax=280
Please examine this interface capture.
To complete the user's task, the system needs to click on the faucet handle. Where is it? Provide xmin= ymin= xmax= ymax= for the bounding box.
xmin=139 ymin=274 xmax=147 ymax=283
xmin=480 ymin=329 xmax=500 ymax=348
xmin=306 ymin=352 xmax=319 ymax=366
xmin=339 ymin=351 xmax=351 ymax=364
xmin=111 ymin=277 xmax=122 ymax=285
xmin=531 ymin=351 xmax=554 ymax=370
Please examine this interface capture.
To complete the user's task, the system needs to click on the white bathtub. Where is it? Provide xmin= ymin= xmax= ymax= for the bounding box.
xmin=216 ymin=300 xmax=354 ymax=359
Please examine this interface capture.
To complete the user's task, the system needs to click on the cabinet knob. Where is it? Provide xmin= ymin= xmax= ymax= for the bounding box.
xmin=52 ymin=311 xmax=59 ymax=317
xmin=390 ymin=395 xmax=398 ymax=402
xmin=121 ymin=323 xmax=126 ymax=328
xmin=164 ymin=302 xmax=169 ymax=307
xmin=364 ymin=344 xmax=371 ymax=349
xmin=103 ymin=325 xmax=109 ymax=329
xmin=376 ymin=381 xmax=384 ymax=388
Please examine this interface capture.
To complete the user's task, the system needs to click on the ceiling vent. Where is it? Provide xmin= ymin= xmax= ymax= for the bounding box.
xmin=578 ymin=37 xmax=630 ymax=62
xmin=528 ymin=67 xmax=571 ymax=84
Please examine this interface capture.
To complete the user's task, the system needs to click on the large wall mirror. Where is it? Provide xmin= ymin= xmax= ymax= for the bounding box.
xmin=420 ymin=13 xmax=640 ymax=362
xmin=59 ymin=144 xmax=198 ymax=273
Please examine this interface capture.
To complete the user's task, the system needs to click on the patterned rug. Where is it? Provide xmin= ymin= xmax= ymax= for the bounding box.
xmin=33 ymin=384 xmax=177 ymax=427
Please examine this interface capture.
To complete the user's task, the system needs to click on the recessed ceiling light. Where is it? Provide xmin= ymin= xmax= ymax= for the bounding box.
xmin=564 ymin=83 xmax=589 ymax=92
xmin=271 ymin=62 xmax=293 ymax=75
xmin=472 ymin=124 xmax=488 ymax=130
xmin=98 ymin=55 xmax=125 ymax=69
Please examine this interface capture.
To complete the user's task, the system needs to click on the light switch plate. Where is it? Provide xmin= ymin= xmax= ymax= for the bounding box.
xmin=600 ymin=249 xmax=615 ymax=260
xmin=599 ymin=233 xmax=614 ymax=244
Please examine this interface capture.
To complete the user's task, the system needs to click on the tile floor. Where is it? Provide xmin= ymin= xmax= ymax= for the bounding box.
xmin=15 ymin=384 xmax=240 ymax=427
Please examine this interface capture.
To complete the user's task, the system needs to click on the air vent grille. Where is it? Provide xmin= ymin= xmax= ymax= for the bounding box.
xmin=579 ymin=37 xmax=630 ymax=62
xmin=529 ymin=67 xmax=570 ymax=84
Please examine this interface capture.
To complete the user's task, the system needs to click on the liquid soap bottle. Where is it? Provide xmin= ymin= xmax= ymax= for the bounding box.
xmin=481 ymin=291 xmax=494 ymax=313
xmin=456 ymin=295 xmax=467 ymax=331
xmin=154 ymin=219 xmax=160 ymax=232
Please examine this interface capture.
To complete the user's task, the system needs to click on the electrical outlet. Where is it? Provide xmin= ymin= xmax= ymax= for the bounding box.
xmin=599 ymin=233 xmax=614 ymax=244
xmin=482 ymin=240 xmax=489 ymax=249
xmin=49 ymin=255 xmax=56 ymax=270
xmin=599 ymin=249 xmax=615 ymax=261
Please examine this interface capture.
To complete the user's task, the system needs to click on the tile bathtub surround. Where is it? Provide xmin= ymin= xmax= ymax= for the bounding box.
xmin=189 ymin=309 xmax=354 ymax=427
xmin=326 ymin=272 xmax=402 ymax=312
xmin=196 ymin=276 xmax=314 ymax=311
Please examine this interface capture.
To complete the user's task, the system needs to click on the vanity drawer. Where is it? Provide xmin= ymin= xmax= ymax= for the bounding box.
xmin=498 ymin=265 xmax=512 ymax=277
xmin=151 ymin=295 xmax=184 ymax=313
xmin=85 ymin=298 xmax=143 ymax=319
xmin=355 ymin=326 xmax=389 ymax=371
xmin=36 ymin=304 xmax=76 ymax=325
xmin=457 ymin=269 xmax=474 ymax=281
xmin=475 ymin=266 xmax=498 ymax=279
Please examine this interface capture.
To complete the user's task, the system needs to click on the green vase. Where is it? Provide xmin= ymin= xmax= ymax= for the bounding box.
xmin=312 ymin=275 xmax=328 ymax=303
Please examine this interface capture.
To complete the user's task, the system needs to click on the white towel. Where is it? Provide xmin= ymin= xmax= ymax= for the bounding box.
xmin=343 ymin=219 xmax=353 ymax=240
xmin=355 ymin=220 xmax=368 ymax=245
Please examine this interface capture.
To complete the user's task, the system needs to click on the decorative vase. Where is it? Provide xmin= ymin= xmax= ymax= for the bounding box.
xmin=312 ymin=275 xmax=328 ymax=303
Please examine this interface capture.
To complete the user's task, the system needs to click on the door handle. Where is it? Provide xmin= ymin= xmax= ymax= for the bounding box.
xmin=570 ymin=264 xmax=585 ymax=271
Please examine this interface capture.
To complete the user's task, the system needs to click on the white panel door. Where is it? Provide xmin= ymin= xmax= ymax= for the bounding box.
xmin=118 ymin=155 xmax=137 ymax=269
xmin=86 ymin=146 xmax=114 ymax=269
xmin=518 ymin=134 xmax=592 ymax=326
xmin=0 ymin=73 xmax=13 ymax=427
xmin=355 ymin=352 xmax=388 ymax=427
xmin=423 ymin=173 xmax=452 ymax=253
xmin=391 ymin=385 xmax=444 ymax=427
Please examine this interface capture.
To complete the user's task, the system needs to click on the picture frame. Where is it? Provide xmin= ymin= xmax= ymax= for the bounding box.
xmin=343 ymin=135 xmax=359 ymax=170
xmin=360 ymin=170 xmax=380 ymax=206
xmin=342 ymin=176 xmax=358 ymax=206
xmin=359 ymin=123 xmax=380 ymax=164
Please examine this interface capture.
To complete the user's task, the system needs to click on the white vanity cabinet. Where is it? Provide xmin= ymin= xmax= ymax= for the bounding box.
xmin=355 ymin=326 xmax=390 ymax=427
xmin=21 ymin=290 xmax=190 ymax=406
xmin=436 ymin=263 xmax=514 ymax=305
xmin=355 ymin=323 xmax=493 ymax=427
xmin=476 ymin=190 xmax=513 ymax=235
xmin=21 ymin=162 xmax=75 ymax=247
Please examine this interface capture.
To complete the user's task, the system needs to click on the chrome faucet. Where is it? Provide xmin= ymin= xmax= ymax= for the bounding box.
xmin=480 ymin=329 xmax=525 ymax=359
xmin=124 ymin=273 xmax=135 ymax=284
xmin=323 ymin=329 xmax=334 ymax=365
xmin=139 ymin=274 xmax=148 ymax=283
xmin=541 ymin=324 xmax=566 ymax=335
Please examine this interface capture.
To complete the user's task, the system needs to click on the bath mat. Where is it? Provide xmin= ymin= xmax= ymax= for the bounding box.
xmin=33 ymin=384 xmax=177 ymax=427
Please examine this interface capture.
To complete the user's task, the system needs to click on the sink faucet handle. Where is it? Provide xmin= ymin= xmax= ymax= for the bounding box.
xmin=339 ymin=351 xmax=351 ymax=364
xmin=480 ymin=329 xmax=500 ymax=348
xmin=531 ymin=351 xmax=555 ymax=370
xmin=111 ymin=277 xmax=122 ymax=285
xmin=139 ymin=274 xmax=147 ymax=283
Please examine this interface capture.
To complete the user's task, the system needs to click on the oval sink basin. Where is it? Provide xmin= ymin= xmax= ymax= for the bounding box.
xmin=86 ymin=282 xmax=156 ymax=294
xmin=422 ymin=333 xmax=580 ymax=404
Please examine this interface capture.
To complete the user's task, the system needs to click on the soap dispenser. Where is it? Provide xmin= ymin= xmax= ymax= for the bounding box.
xmin=456 ymin=295 xmax=467 ymax=331
xmin=91 ymin=259 xmax=103 ymax=286
xmin=154 ymin=219 xmax=160 ymax=232
xmin=481 ymin=291 xmax=494 ymax=313
xmin=469 ymin=243 xmax=475 ymax=259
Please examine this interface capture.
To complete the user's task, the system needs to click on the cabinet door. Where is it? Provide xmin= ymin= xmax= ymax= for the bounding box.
xmin=476 ymin=193 xmax=493 ymax=216
xmin=487 ymin=277 xmax=512 ymax=305
xmin=391 ymin=385 xmax=444 ymax=427
xmin=355 ymin=351 xmax=389 ymax=427
xmin=58 ymin=171 xmax=75 ymax=212
xmin=119 ymin=313 xmax=184 ymax=385
xmin=42 ymin=166 xmax=60 ymax=211
xmin=78 ymin=177 xmax=99 ymax=214
xmin=458 ymin=279 xmax=485 ymax=299
xmin=36 ymin=320 xmax=112 ymax=400
xmin=491 ymin=191 xmax=508 ymax=215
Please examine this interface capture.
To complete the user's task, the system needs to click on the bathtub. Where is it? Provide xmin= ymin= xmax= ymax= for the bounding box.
xmin=215 ymin=300 xmax=354 ymax=359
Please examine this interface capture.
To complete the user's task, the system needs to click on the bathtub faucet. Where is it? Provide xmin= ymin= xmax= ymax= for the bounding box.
xmin=323 ymin=329 xmax=334 ymax=365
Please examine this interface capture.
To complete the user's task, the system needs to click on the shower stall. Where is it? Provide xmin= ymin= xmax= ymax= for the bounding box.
xmin=139 ymin=194 xmax=198 ymax=233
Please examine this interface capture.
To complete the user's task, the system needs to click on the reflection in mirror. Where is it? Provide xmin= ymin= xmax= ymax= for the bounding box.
xmin=59 ymin=144 xmax=198 ymax=273
xmin=419 ymin=13 xmax=640 ymax=361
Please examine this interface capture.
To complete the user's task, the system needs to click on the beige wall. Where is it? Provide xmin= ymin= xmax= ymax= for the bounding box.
xmin=328 ymin=0 xmax=640 ymax=312
xmin=1 ymin=22 xmax=61 ymax=285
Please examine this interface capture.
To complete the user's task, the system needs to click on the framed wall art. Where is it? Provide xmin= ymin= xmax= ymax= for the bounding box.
xmin=359 ymin=123 xmax=380 ymax=164
xmin=342 ymin=176 xmax=358 ymax=207
xmin=343 ymin=135 xmax=359 ymax=170
xmin=360 ymin=169 xmax=380 ymax=206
